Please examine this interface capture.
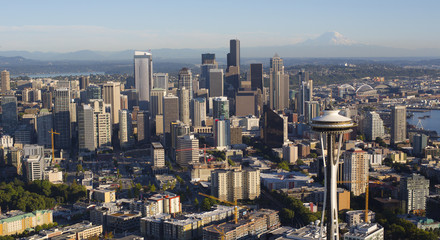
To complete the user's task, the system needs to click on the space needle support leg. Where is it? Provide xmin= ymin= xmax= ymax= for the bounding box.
xmin=320 ymin=133 xmax=326 ymax=240
xmin=327 ymin=133 xmax=339 ymax=240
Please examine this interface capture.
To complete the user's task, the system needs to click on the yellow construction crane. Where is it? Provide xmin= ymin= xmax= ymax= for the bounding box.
xmin=48 ymin=128 xmax=59 ymax=165
xmin=337 ymin=177 xmax=382 ymax=223
xmin=213 ymin=226 xmax=225 ymax=240
xmin=198 ymin=192 xmax=243 ymax=224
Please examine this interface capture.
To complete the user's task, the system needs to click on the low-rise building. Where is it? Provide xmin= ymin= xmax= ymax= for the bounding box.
xmin=343 ymin=223 xmax=384 ymax=240
xmin=0 ymin=210 xmax=53 ymax=236
xmin=141 ymin=205 xmax=234 ymax=240
xmin=275 ymin=221 xmax=325 ymax=239
xmin=107 ymin=211 xmax=142 ymax=233
xmin=345 ymin=210 xmax=376 ymax=227
xmin=93 ymin=189 xmax=116 ymax=203
xmin=203 ymin=209 xmax=280 ymax=240
xmin=130 ymin=192 xmax=181 ymax=217
xmin=260 ymin=171 xmax=313 ymax=191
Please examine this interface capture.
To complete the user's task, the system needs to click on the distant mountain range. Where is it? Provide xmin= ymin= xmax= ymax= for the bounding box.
xmin=1 ymin=32 xmax=440 ymax=62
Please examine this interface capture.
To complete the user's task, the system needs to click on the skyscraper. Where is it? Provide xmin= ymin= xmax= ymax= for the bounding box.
xmin=151 ymin=142 xmax=165 ymax=168
xmin=298 ymin=69 xmax=313 ymax=117
xmin=191 ymin=97 xmax=206 ymax=127
xmin=213 ymin=97 xmax=229 ymax=120
xmin=78 ymin=104 xmax=95 ymax=152
xmin=90 ymin=99 xmax=112 ymax=148
xmin=170 ymin=120 xmax=190 ymax=161
xmin=54 ymin=89 xmax=71 ymax=149
xmin=79 ymin=76 xmax=90 ymax=90
xmin=227 ymin=39 xmax=240 ymax=72
xmin=209 ymin=69 xmax=224 ymax=97
xmin=37 ymin=110 xmax=53 ymax=148
xmin=86 ymin=84 xmax=102 ymax=103
xmin=364 ymin=111 xmax=385 ymax=142
xmin=304 ymin=101 xmax=320 ymax=124
xmin=102 ymin=82 xmax=121 ymax=125
xmin=250 ymin=63 xmax=263 ymax=91
xmin=391 ymin=105 xmax=407 ymax=145
xmin=134 ymin=51 xmax=153 ymax=110
xmin=400 ymin=174 xmax=429 ymax=214
xmin=235 ymin=89 xmax=263 ymax=117
xmin=1 ymin=96 xmax=17 ymax=130
xmin=178 ymin=68 xmax=193 ymax=99
xmin=119 ymin=109 xmax=133 ymax=149
xmin=269 ymin=54 xmax=289 ymax=110
xmin=150 ymin=88 xmax=166 ymax=120
xmin=1 ymin=70 xmax=11 ymax=93
xmin=200 ymin=64 xmax=218 ymax=90
xmin=226 ymin=39 xmax=240 ymax=91
xmin=137 ymin=111 xmax=150 ymax=144
xmin=211 ymin=168 xmax=260 ymax=202
xmin=413 ymin=134 xmax=428 ymax=156
xmin=163 ymin=94 xmax=179 ymax=146
xmin=176 ymin=134 xmax=199 ymax=167
xmin=42 ymin=91 xmax=52 ymax=110
xmin=202 ymin=53 xmax=216 ymax=64
xmin=153 ymin=73 xmax=168 ymax=90
xmin=177 ymin=88 xmax=190 ymax=125
xmin=214 ymin=119 xmax=230 ymax=148
xmin=343 ymin=148 xmax=369 ymax=196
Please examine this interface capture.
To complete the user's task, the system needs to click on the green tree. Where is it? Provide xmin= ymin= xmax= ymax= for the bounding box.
xmin=150 ymin=184 xmax=156 ymax=193
xmin=176 ymin=175 xmax=184 ymax=184
xmin=194 ymin=198 xmax=199 ymax=206
xmin=201 ymin=198 xmax=213 ymax=211
xmin=277 ymin=161 xmax=290 ymax=171
xmin=76 ymin=164 xmax=83 ymax=173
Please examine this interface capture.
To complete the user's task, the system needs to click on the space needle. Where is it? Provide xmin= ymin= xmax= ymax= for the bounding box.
xmin=311 ymin=109 xmax=354 ymax=240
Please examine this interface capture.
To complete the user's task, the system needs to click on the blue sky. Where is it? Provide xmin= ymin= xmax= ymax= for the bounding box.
xmin=0 ymin=0 xmax=439 ymax=52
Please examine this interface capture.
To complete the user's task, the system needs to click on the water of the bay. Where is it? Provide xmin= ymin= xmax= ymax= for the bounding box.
xmin=407 ymin=109 xmax=440 ymax=135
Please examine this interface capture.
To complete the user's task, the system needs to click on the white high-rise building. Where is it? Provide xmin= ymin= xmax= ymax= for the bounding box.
xmin=24 ymin=155 xmax=44 ymax=181
xmin=364 ymin=111 xmax=384 ymax=141
xmin=178 ymin=68 xmax=193 ymax=99
xmin=211 ymin=168 xmax=260 ymax=202
xmin=269 ymin=54 xmax=289 ymax=110
xmin=119 ymin=109 xmax=133 ymax=149
xmin=343 ymin=148 xmax=369 ymax=196
xmin=191 ymin=97 xmax=206 ymax=127
xmin=177 ymin=87 xmax=190 ymax=125
xmin=90 ymin=99 xmax=112 ymax=148
xmin=151 ymin=142 xmax=165 ymax=168
xmin=102 ymin=82 xmax=121 ymax=125
xmin=214 ymin=119 xmax=230 ymax=148
xmin=134 ymin=51 xmax=153 ymax=110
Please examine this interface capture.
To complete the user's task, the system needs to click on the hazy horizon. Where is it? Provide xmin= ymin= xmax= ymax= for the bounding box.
xmin=1 ymin=0 xmax=439 ymax=53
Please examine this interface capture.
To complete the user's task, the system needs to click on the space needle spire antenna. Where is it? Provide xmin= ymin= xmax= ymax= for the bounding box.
xmin=311 ymin=109 xmax=354 ymax=240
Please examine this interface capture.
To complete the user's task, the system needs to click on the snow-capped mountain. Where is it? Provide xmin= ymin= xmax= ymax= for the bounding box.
xmin=299 ymin=32 xmax=359 ymax=46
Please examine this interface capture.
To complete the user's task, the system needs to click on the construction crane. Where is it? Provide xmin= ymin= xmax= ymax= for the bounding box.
xmin=337 ymin=177 xmax=379 ymax=223
xmin=198 ymin=192 xmax=243 ymax=224
xmin=176 ymin=144 xmax=217 ymax=164
xmin=213 ymin=226 xmax=225 ymax=240
xmin=48 ymin=128 xmax=59 ymax=165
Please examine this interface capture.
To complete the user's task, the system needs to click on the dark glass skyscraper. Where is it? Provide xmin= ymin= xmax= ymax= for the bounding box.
xmin=250 ymin=63 xmax=263 ymax=91
xmin=54 ymin=88 xmax=71 ymax=149
xmin=1 ymin=95 xmax=17 ymax=130
xmin=227 ymin=39 xmax=240 ymax=71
